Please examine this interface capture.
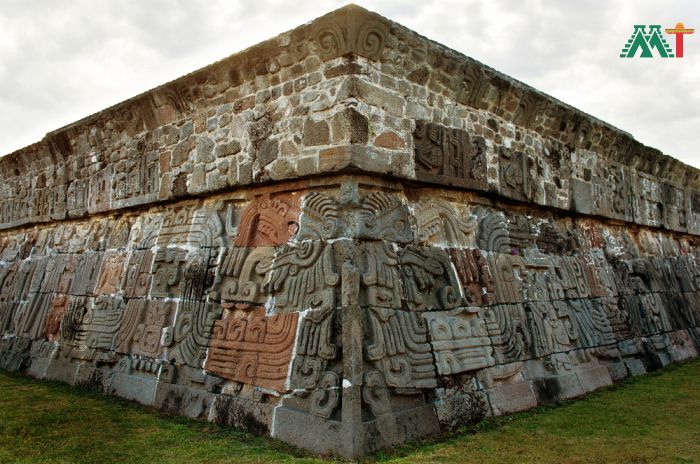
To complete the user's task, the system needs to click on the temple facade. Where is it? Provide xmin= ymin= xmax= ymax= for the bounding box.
xmin=0 ymin=5 xmax=698 ymax=459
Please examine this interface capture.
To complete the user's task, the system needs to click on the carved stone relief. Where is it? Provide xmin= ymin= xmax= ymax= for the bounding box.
xmin=359 ymin=241 xmax=401 ymax=308
xmin=70 ymin=252 xmax=105 ymax=296
xmin=151 ymin=248 xmax=187 ymax=298
xmin=213 ymin=247 xmax=274 ymax=305
xmin=424 ymin=308 xmax=495 ymax=375
xmin=206 ymin=307 xmax=299 ymax=392
xmin=399 ymin=246 xmax=462 ymax=311
xmin=167 ymin=301 xmax=222 ymax=368
xmin=413 ymin=121 xmax=487 ymax=189
xmin=448 ymin=248 xmax=496 ymax=306
xmin=122 ymin=250 xmax=154 ymax=299
xmin=157 ymin=205 xmax=197 ymax=248
xmin=499 ymin=147 xmax=531 ymax=202
xmin=60 ymin=295 xmax=123 ymax=362
xmin=116 ymin=300 xmax=175 ymax=358
xmin=592 ymin=162 xmax=633 ymax=221
xmin=265 ymin=241 xmax=339 ymax=312
xmin=357 ymin=191 xmax=412 ymax=243
xmin=364 ymin=307 xmax=437 ymax=389
xmin=95 ymin=252 xmax=126 ymax=295
xmin=289 ymin=306 xmax=339 ymax=391
xmin=234 ymin=193 xmax=301 ymax=247
xmin=112 ymin=145 xmax=160 ymax=208
xmin=663 ymin=183 xmax=687 ymax=231
xmin=414 ymin=198 xmax=477 ymax=247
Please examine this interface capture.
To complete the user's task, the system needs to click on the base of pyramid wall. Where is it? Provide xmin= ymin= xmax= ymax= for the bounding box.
xmin=271 ymin=391 xmax=441 ymax=460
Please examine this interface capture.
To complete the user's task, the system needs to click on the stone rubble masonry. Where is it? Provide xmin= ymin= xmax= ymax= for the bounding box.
xmin=0 ymin=5 xmax=699 ymax=460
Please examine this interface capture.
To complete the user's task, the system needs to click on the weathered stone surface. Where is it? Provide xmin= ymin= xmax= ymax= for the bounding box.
xmin=206 ymin=307 xmax=298 ymax=392
xmin=1 ymin=5 xmax=699 ymax=461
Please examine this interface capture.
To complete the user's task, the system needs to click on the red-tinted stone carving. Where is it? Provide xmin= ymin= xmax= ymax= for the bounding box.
xmin=234 ymin=193 xmax=302 ymax=247
xmin=206 ymin=307 xmax=299 ymax=392
xmin=45 ymin=293 xmax=69 ymax=341
xmin=95 ymin=252 xmax=126 ymax=295
xmin=449 ymin=248 xmax=495 ymax=306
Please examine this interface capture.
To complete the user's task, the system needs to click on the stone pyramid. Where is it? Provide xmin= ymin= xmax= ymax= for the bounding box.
xmin=0 ymin=5 xmax=699 ymax=459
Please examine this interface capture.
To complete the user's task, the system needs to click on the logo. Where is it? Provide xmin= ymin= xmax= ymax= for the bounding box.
xmin=620 ymin=23 xmax=694 ymax=58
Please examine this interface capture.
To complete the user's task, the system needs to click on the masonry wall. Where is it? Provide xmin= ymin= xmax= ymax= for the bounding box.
xmin=0 ymin=6 xmax=698 ymax=459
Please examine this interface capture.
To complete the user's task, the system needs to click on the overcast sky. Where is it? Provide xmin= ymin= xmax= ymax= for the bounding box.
xmin=1 ymin=0 xmax=698 ymax=168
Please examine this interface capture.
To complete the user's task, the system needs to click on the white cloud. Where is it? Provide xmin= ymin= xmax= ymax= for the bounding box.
xmin=0 ymin=0 xmax=698 ymax=168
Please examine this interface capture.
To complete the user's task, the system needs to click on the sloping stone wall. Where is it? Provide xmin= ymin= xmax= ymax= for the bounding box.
xmin=0 ymin=5 xmax=698 ymax=459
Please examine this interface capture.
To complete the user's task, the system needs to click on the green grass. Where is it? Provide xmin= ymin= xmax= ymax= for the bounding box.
xmin=1 ymin=359 xmax=699 ymax=463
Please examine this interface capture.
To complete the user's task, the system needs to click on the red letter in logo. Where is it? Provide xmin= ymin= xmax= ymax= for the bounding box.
xmin=665 ymin=22 xmax=694 ymax=58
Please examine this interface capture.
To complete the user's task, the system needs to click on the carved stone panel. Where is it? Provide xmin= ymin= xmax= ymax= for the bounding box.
xmin=297 ymin=192 xmax=340 ymax=241
xmin=359 ymin=241 xmax=401 ymax=308
xmin=582 ymin=252 xmax=618 ymax=298
xmin=423 ymin=308 xmax=495 ymax=375
xmin=116 ymin=300 xmax=175 ymax=358
xmin=633 ymin=172 xmax=664 ymax=227
xmin=112 ymin=147 xmax=160 ymax=208
xmin=357 ymin=192 xmax=413 ymax=243
xmin=265 ymin=241 xmax=339 ymax=312
xmin=85 ymin=295 xmax=125 ymax=354
xmin=499 ymin=147 xmax=531 ymax=202
xmin=151 ymin=248 xmax=187 ymax=298
xmin=167 ymin=301 xmax=222 ymax=368
xmin=45 ymin=293 xmax=70 ymax=342
xmin=206 ymin=307 xmax=299 ymax=392
xmin=520 ymin=256 xmax=555 ymax=302
xmin=413 ymin=121 xmax=487 ymax=189
xmin=95 ymin=251 xmax=127 ymax=295
xmin=122 ymin=250 xmax=154 ymax=298
xmin=364 ymin=307 xmax=437 ymax=389
xmin=49 ymin=184 xmax=67 ymax=220
xmin=487 ymin=253 xmax=524 ymax=304
xmin=484 ymin=303 xmax=530 ymax=364
xmin=399 ymin=246 xmax=462 ymax=311
xmin=212 ymin=247 xmax=274 ymax=305
xmin=129 ymin=214 xmax=163 ymax=249
xmin=180 ymin=249 xmax=216 ymax=303
xmin=234 ymin=193 xmax=302 ymax=247
xmin=60 ymin=295 xmax=123 ymax=362
xmin=524 ymin=301 xmax=578 ymax=372
xmin=591 ymin=162 xmax=633 ymax=221
xmin=0 ymin=260 xmax=40 ymax=303
xmin=70 ymin=252 xmax=104 ymax=296
xmin=189 ymin=207 xmax=226 ymax=249
xmin=414 ymin=198 xmax=477 ymax=247
xmin=67 ymin=179 xmax=89 ymax=217
xmin=310 ymin=12 xmax=389 ymax=61
xmin=88 ymin=165 xmax=113 ymax=214
xmin=289 ymin=306 xmax=339 ymax=391
xmin=622 ymin=293 xmax=672 ymax=337
xmin=562 ymin=299 xmax=616 ymax=350
xmin=689 ymin=190 xmax=700 ymax=235
xmin=17 ymin=256 xmax=72 ymax=339
xmin=448 ymin=248 xmax=495 ymax=306
xmin=157 ymin=205 xmax=197 ymax=248
xmin=663 ymin=182 xmax=687 ymax=231
xmin=477 ymin=213 xmax=512 ymax=254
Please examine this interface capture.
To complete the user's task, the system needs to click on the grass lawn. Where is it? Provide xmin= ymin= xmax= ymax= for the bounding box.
xmin=0 ymin=359 xmax=698 ymax=463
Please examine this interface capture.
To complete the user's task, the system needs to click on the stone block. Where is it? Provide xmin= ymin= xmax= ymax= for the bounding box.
xmin=109 ymin=371 xmax=158 ymax=406
xmin=154 ymin=383 xmax=215 ymax=420
xmin=485 ymin=379 xmax=538 ymax=416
